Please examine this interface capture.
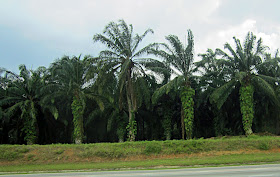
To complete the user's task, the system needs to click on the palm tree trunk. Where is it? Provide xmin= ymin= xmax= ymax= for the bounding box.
xmin=126 ymin=93 xmax=136 ymax=141
xmin=126 ymin=69 xmax=137 ymax=141
xmin=180 ymin=86 xmax=195 ymax=140
xmin=71 ymin=96 xmax=84 ymax=144
xmin=23 ymin=108 xmax=37 ymax=145
xmin=181 ymin=107 xmax=185 ymax=140
xmin=239 ymin=84 xmax=254 ymax=136
xmin=23 ymin=117 xmax=37 ymax=145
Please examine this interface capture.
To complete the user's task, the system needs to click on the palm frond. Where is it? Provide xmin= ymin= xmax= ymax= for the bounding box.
xmin=93 ymin=34 xmax=121 ymax=53
xmin=252 ymin=76 xmax=278 ymax=105
xmin=132 ymin=28 xmax=154 ymax=54
xmin=235 ymin=72 xmax=247 ymax=83
xmin=210 ymin=79 xmax=237 ymax=109
xmin=86 ymin=94 xmax=105 ymax=111
xmin=152 ymin=75 xmax=184 ymax=104
xmin=132 ymin=43 xmax=158 ymax=58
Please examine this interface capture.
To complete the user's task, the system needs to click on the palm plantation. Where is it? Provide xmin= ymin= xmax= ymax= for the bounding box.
xmin=1 ymin=20 xmax=280 ymax=144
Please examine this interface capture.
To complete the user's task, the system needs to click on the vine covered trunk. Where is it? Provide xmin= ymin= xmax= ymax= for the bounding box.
xmin=163 ymin=104 xmax=172 ymax=140
xmin=22 ymin=114 xmax=37 ymax=145
xmin=180 ymin=86 xmax=195 ymax=140
xmin=71 ymin=96 xmax=84 ymax=144
xmin=239 ymin=84 xmax=254 ymax=135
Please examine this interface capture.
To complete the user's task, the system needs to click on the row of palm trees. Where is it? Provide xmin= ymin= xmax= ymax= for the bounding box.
xmin=0 ymin=20 xmax=279 ymax=144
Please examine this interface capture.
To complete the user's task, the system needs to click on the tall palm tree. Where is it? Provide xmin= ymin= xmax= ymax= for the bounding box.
xmin=0 ymin=65 xmax=57 ymax=144
xmin=93 ymin=20 xmax=166 ymax=141
xmin=151 ymin=30 xmax=195 ymax=139
xmin=49 ymin=55 xmax=104 ymax=144
xmin=211 ymin=32 xmax=278 ymax=135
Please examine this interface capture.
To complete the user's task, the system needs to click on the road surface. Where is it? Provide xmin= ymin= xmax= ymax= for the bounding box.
xmin=1 ymin=164 xmax=280 ymax=177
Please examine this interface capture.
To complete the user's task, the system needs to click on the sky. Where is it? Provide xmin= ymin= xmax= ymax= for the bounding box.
xmin=1 ymin=0 xmax=280 ymax=73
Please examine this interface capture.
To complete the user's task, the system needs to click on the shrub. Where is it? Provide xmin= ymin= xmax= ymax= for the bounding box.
xmin=55 ymin=149 xmax=64 ymax=155
xmin=258 ymin=142 xmax=270 ymax=150
xmin=143 ymin=143 xmax=162 ymax=155
xmin=0 ymin=151 xmax=22 ymax=161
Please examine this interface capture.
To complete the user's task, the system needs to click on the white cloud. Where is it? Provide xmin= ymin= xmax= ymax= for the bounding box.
xmin=196 ymin=19 xmax=280 ymax=58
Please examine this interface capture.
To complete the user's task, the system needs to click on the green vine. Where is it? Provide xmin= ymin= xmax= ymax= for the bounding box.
xmin=21 ymin=106 xmax=37 ymax=145
xmin=180 ymin=86 xmax=195 ymax=139
xmin=71 ymin=97 xmax=84 ymax=144
xmin=126 ymin=111 xmax=137 ymax=141
xmin=22 ymin=116 xmax=37 ymax=145
xmin=116 ymin=113 xmax=126 ymax=142
xmin=162 ymin=105 xmax=172 ymax=140
xmin=240 ymin=84 xmax=254 ymax=135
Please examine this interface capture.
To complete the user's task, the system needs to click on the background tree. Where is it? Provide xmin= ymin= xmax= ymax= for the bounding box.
xmin=49 ymin=55 xmax=104 ymax=144
xmin=195 ymin=49 xmax=245 ymax=136
xmin=0 ymin=65 xmax=57 ymax=144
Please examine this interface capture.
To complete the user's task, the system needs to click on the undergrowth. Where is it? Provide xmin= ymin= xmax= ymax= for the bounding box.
xmin=0 ymin=135 xmax=279 ymax=162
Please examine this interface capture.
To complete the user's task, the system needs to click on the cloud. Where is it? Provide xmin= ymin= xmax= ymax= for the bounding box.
xmin=196 ymin=19 xmax=280 ymax=58
xmin=0 ymin=0 xmax=280 ymax=72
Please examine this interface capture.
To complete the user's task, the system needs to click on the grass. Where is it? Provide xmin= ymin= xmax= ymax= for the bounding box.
xmin=1 ymin=152 xmax=280 ymax=173
xmin=0 ymin=135 xmax=280 ymax=173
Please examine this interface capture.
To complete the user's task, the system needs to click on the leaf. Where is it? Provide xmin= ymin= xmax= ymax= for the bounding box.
xmin=252 ymin=76 xmax=279 ymax=105
xmin=210 ymin=79 xmax=237 ymax=109
xmin=152 ymin=75 xmax=184 ymax=104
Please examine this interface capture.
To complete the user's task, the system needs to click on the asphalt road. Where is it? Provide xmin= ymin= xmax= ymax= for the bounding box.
xmin=2 ymin=164 xmax=280 ymax=177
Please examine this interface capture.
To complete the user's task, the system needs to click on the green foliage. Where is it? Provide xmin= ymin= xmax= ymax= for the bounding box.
xmin=54 ymin=149 xmax=65 ymax=155
xmin=126 ymin=114 xmax=137 ymax=141
xmin=21 ymin=116 xmax=37 ymax=145
xmin=0 ymin=150 xmax=22 ymax=161
xmin=16 ymin=147 xmax=30 ymax=153
xmin=93 ymin=20 xmax=165 ymax=142
xmin=162 ymin=111 xmax=172 ymax=140
xmin=240 ymin=84 xmax=254 ymax=135
xmin=152 ymin=76 xmax=184 ymax=104
xmin=0 ymin=65 xmax=53 ymax=144
xmin=210 ymin=80 xmax=236 ymax=109
xmin=71 ymin=97 xmax=84 ymax=144
xmin=50 ymin=55 xmax=104 ymax=144
xmin=1 ymin=23 xmax=280 ymax=145
xmin=258 ymin=141 xmax=271 ymax=150
xmin=180 ymin=87 xmax=195 ymax=139
xmin=143 ymin=143 xmax=162 ymax=155
xmin=1 ymin=152 xmax=21 ymax=161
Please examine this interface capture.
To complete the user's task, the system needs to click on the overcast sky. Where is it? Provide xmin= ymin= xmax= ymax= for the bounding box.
xmin=1 ymin=0 xmax=280 ymax=72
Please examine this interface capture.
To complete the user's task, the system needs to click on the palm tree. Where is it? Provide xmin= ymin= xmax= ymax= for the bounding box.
xmin=49 ymin=55 xmax=104 ymax=144
xmin=211 ymin=32 xmax=278 ymax=135
xmin=196 ymin=49 xmax=241 ymax=136
xmin=151 ymin=30 xmax=195 ymax=139
xmin=93 ymin=20 xmax=166 ymax=141
xmin=0 ymin=65 xmax=56 ymax=144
